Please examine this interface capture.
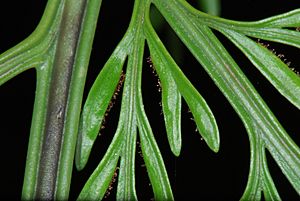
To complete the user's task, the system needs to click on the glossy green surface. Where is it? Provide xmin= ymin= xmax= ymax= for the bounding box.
xmin=0 ymin=0 xmax=299 ymax=200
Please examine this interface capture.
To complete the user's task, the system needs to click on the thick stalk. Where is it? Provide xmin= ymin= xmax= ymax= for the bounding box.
xmin=55 ymin=0 xmax=103 ymax=198
xmin=21 ymin=0 xmax=102 ymax=199
xmin=35 ymin=0 xmax=87 ymax=199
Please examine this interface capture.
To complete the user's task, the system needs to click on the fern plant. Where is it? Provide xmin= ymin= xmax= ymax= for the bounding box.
xmin=0 ymin=0 xmax=299 ymax=200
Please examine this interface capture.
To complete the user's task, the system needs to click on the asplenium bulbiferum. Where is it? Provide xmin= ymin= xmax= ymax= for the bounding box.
xmin=0 ymin=0 xmax=299 ymax=200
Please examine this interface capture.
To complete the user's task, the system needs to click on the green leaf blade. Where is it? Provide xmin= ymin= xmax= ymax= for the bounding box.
xmin=116 ymin=7 xmax=145 ymax=197
xmin=145 ymin=22 xmax=219 ymax=153
xmin=161 ymin=78 xmax=182 ymax=156
xmin=154 ymin=0 xmax=300 ymax=195
xmin=137 ymin=101 xmax=174 ymax=201
xmin=117 ymin=127 xmax=137 ymax=201
xmin=255 ymin=9 xmax=300 ymax=28
xmin=77 ymin=126 xmax=124 ymax=201
xmin=262 ymin=150 xmax=282 ymax=201
xmin=76 ymin=36 xmax=130 ymax=170
xmin=116 ymin=58 xmax=139 ymax=199
xmin=239 ymin=28 xmax=300 ymax=49
xmin=241 ymin=125 xmax=282 ymax=201
xmin=240 ymin=126 xmax=262 ymax=201
xmin=219 ymin=29 xmax=300 ymax=110
xmin=147 ymin=55 xmax=182 ymax=156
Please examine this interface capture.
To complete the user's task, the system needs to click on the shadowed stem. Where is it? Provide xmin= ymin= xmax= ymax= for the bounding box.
xmin=35 ymin=0 xmax=88 ymax=199
xmin=19 ymin=0 xmax=102 ymax=198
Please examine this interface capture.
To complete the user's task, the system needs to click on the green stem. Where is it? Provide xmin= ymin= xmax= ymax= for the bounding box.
xmin=21 ymin=1 xmax=63 ymax=199
xmin=21 ymin=0 xmax=102 ymax=199
xmin=35 ymin=0 xmax=88 ymax=199
xmin=55 ymin=0 xmax=103 ymax=198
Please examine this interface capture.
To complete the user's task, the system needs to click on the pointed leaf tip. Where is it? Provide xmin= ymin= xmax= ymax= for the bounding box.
xmin=145 ymin=22 xmax=219 ymax=154
xmin=76 ymin=46 xmax=127 ymax=169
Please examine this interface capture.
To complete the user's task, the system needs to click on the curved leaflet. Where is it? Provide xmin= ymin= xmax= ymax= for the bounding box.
xmin=76 ymin=34 xmax=131 ymax=170
xmin=219 ymin=28 xmax=300 ymax=109
xmin=145 ymin=21 xmax=219 ymax=152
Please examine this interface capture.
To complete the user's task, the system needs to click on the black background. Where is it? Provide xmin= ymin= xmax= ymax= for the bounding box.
xmin=0 ymin=0 xmax=299 ymax=200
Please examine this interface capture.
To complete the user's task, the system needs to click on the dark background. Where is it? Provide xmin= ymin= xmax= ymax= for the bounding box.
xmin=0 ymin=0 xmax=299 ymax=200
